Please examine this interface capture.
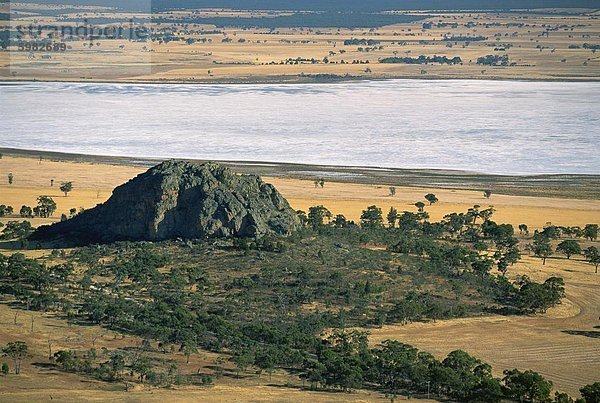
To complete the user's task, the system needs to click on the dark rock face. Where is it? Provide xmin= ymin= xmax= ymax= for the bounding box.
xmin=32 ymin=160 xmax=299 ymax=244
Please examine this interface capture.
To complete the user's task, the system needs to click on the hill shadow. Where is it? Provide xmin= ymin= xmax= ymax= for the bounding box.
xmin=561 ymin=330 xmax=600 ymax=339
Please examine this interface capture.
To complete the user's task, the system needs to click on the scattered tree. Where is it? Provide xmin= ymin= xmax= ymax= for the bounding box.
xmin=33 ymin=196 xmax=57 ymax=218
xmin=389 ymin=187 xmax=396 ymax=197
xmin=584 ymin=246 xmax=600 ymax=273
xmin=8 ymin=173 xmax=13 ymax=185
xmin=19 ymin=206 xmax=33 ymax=218
xmin=180 ymin=340 xmax=198 ymax=364
xmin=518 ymin=224 xmax=529 ymax=235
xmin=387 ymin=207 xmax=398 ymax=228
xmin=533 ymin=235 xmax=553 ymax=265
xmin=0 ymin=205 xmax=14 ymax=217
xmin=424 ymin=193 xmax=438 ymax=205
xmin=584 ymin=224 xmax=598 ymax=241
xmin=232 ymin=351 xmax=254 ymax=376
xmin=483 ymin=189 xmax=492 ymax=199
xmin=360 ymin=205 xmax=383 ymax=228
xmin=60 ymin=182 xmax=73 ymax=197
xmin=414 ymin=201 xmax=425 ymax=213
xmin=308 ymin=205 xmax=332 ymax=229
xmin=2 ymin=341 xmax=28 ymax=374
xmin=556 ymin=240 xmax=581 ymax=259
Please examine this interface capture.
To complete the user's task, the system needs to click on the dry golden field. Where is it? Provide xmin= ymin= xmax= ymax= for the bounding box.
xmin=2 ymin=4 xmax=600 ymax=82
xmin=1 ymin=156 xmax=598 ymax=231
xmin=0 ymin=154 xmax=598 ymax=400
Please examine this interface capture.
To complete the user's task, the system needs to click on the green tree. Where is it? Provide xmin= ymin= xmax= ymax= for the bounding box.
xmin=19 ymin=205 xmax=33 ymax=218
xmin=414 ymin=201 xmax=425 ymax=213
xmin=60 ymin=181 xmax=73 ymax=197
xmin=296 ymin=210 xmax=308 ymax=226
xmin=386 ymin=207 xmax=398 ymax=228
xmin=332 ymin=214 xmax=349 ymax=228
xmin=180 ymin=340 xmax=198 ymax=364
xmin=424 ymin=193 xmax=438 ymax=205
xmin=518 ymin=224 xmax=529 ymax=235
xmin=442 ymin=349 xmax=493 ymax=400
xmin=1 ymin=221 xmax=34 ymax=240
xmin=1 ymin=362 xmax=8 ymax=375
xmin=580 ymin=382 xmax=600 ymax=403
xmin=34 ymin=196 xmax=57 ymax=218
xmin=308 ymin=205 xmax=332 ymax=229
xmin=503 ymin=368 xmax=552 ymax=403
xmin=584 ymin=224 xmax=598 ymax=241
xmin=360 ymin=205 xmax=383 ymax=228
xmin=516 ymin=276 xmax=565 ymax=313
xmin=301 ymin=359 xmax=326 ymax=389
xmin=480 ymin=207 xmax=495 ymax=223
xmin=553 ymin=391 xmax=574 ymax=403
xmin=583 ymin=246 xmax=600 ymax=273
xmin=369 ymin=340 xmax=420 ymax=395
xmin=54 ymin=350 xmax=80 ymax=372
xmin=2 ymin=341 xmax=28 ymax=374
xmin=254 ymin=347 xmax=277 ymax=380
xmin=541 ymin=225 xmax=561 ymax=239
xmin=318 ymin=330 xmax=367 ymax=392
xmin=132 ymin=355 xmax=152 ymax=383
xmin=0 ymin=205 xmax=13 ymax=217
xmin=556 ymin=240 xmax=581 ymax=259
xmin=444 ymin=212 xmax=467 ymax=235
xmin=472 ymin=257 xmax=494 ymax=276
xmin=533 ymin=235 xmax=553 ymax=265
xmin=232 ymin=351 xmax=255 ymax=376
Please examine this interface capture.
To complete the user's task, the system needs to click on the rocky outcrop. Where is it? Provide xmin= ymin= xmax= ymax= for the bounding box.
xmin=32 ymin=160 xmax=299 ymax=244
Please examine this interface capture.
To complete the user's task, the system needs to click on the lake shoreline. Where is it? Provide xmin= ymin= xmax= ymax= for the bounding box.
xmin=2 ymin=147 xmax=599 ymax=200
xmin=2 ymin=74 xmax=600 ymax=86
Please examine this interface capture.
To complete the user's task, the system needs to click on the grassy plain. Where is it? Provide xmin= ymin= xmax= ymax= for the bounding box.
xmin=2 ymin=5 xmax=600 ymax=82
xmin=0 ymin=153 xmax=598 ymax=400
xmin=1 ymin=155 xmax=598 ymax=230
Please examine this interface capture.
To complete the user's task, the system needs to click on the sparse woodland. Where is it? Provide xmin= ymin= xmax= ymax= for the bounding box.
xmin=1 ymin=200 xmax=597 ymax=401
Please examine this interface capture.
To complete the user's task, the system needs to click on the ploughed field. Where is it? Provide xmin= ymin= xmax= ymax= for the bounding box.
xmin=369 ymin=254 xmax=600 ymax=397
